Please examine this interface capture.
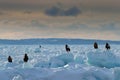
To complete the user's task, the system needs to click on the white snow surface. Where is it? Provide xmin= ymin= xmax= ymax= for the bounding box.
xmin=0 ymin=45 xmax=120 ymax=80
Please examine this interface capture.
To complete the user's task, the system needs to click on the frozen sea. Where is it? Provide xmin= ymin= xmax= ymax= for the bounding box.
xmin=0 ymin=44 xmax=120 ymax=80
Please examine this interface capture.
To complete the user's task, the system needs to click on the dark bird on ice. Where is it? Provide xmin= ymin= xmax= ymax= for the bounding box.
xmin=65 ymin=44 xmax=71 ymax=52
xmin=23 ymin=54 xmax=29 ymax=62
xmin=105 ymin=43 xmax=110 ymax=50
xmin=94 ymin=42 xmax=98 ymax=49
xmin=8 ymin=56 xmax=12 ymax=63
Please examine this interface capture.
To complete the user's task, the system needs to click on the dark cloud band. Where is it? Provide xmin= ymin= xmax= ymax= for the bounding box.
xmin=45 ymin=6 xmax=81 ymax=16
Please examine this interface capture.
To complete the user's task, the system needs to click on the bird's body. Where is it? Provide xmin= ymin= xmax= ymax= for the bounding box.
xmin=105 ymin=43 xmax=110 ymax=50
xmin=8 ymin=56 xmax=12 ymax=63
xmin=65 ymin=44 xmax=70 ymax=52
xmin=94 ymin=42 xmax=98 ymax=49
xmin=23 ymin=54 xmax=29 ymax=62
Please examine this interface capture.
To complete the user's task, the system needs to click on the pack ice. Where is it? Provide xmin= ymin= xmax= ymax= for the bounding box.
xmin=0 ymin=45 xmax=120 ymax=80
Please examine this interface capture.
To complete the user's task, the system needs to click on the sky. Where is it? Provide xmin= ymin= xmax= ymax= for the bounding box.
xmin=0 ymin=0 xmax=120 ymax=40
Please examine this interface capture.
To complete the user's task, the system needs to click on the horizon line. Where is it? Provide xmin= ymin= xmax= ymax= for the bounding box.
xmin=0 ymin=38 xmax=119 ymax=42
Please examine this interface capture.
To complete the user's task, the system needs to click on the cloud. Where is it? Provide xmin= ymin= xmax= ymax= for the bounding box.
xmin=0 ymin=12 xmax=4 ymax=15
xmin=100 ymin=23 xmax=118 ymax=31
xmin=0 ymin=11 xmax=6 ymax=15
xmin=0 ymin=10 xmax=120 ymax=40
xmin=44 ymin=6 xmax=81 ymax=16
xmin=30 ymin=20 xmax=46 ymax=27
xmin=23 ymin=10 xmax=32 ymax=14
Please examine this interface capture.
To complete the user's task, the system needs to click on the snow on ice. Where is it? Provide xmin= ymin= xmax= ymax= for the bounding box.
xmin=0 ymin=45 xmax=120 ymax=80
